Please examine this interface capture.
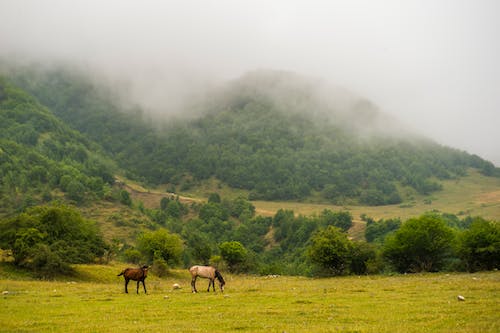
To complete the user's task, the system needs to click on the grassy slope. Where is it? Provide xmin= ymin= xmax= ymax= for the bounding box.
xmin=114 ymin=168 xmax=499 ymax=241
xmin=252 ymin=169 xmax=500 ymax=220
xmin=1 ymin=264 xmax=498 ymax=332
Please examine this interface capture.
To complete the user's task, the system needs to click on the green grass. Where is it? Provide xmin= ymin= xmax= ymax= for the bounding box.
xmin=251 ymin=169 xmax=500 ymax=222
xmin=1 ymin=265 xmax=499 ymax=332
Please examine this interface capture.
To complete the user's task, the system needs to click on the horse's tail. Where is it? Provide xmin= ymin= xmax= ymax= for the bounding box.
xmin=117 ymin=271 xmax=124 ymax=277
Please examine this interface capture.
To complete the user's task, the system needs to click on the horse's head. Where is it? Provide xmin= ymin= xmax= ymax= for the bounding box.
xmin=215 ymin=270 xmax=225 ymax=292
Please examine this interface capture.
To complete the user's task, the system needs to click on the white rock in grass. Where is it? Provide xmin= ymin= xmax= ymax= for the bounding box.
xmin=457 ymin=295 xmax=465 ymax=301
xmin=2 ymin=291 xmax=8 ymax=295
xmin=172 ymin=283 xmax=181 ymax=290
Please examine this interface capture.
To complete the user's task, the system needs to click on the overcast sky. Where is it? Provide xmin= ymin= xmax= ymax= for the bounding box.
xmin=1 ymin=0 xmax=499 ymax=165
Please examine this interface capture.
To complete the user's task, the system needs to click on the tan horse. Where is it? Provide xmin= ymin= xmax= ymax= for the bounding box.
xmin=189 ymin=265 xmax=225 ymax=293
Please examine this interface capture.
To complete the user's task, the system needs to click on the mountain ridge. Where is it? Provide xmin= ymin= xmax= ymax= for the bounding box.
xmin=2 ymin=65 xmax=498 ymax=209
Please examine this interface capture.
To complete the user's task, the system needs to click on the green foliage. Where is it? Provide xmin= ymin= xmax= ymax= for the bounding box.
xmin=307 ymin=226 xmax=352 ymax=275
xmin=6 ymin=67 xmax=498 ymax=206
xmin=365 ymin=217 xmax=402 ymax=243
xmin=219 ymin=241 xmax=248 ymax=272
xmin=0 ymin=76 xmax=115 ymax=214
xmin=383 ymin=214 xmax=455 ymax=272
xmin=119 ymin=190 xmax=132 ymax=207
xmin=459 ymin=218 xmax=500 ymax=272
xmin=320 ymin=209 xmax=353 ymax=232
xmin=123 ymin=248 xmax=142 ymax=264
xmin=30 ymin=243 xmax=71 ymax=278
xmin=0 ymin=204 xmax=107 ymax=277
xmin=136 ymin=229 xmax=184 ymax=266
xmin=208 ymin=192 xmax=221 ymax=203
xmin=2 ymin=67 xmax=500 ymax=278
xmin=349 ymin=241 xmax=377 ymax=275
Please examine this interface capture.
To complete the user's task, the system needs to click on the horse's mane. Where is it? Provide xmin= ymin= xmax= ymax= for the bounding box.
xmin=215 ymin=269 xmax=225 ymax=284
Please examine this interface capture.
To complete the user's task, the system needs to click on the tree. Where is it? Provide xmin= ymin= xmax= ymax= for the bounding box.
xmin=320 ymin=209 xmax=353 ymax=232
xmin=219 ymin=241 xmax=248 ymax=272
xmin=136 ymin=229 xmax=184 ymax=266
xmin=119 ymin=190 xmax=132 ymax=207
xmin=307 ymin=226 xmax=352 ymax=276
xmin=208 ymin=192 xmax=221 ymax=203
xmin=365 ymin=218 xmax=401 ymax=243
xmin=0 ymin=204 xmax=107 ymax=276
xmin=184 ymin=230 xmax=213 ymax=265
xmin=350 ymin=241 xmax=377 ymax=275
xmin=383 ymin=214 xmax=455 ymax=273
xmin=459 ymin=218 xmax=500 ymax=272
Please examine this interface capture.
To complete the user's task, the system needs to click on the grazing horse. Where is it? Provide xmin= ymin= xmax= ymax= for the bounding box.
xmin=117 ymin=265 xmax=149 ymax=294
xmin=189 ymin=265 xmax=225 ymax=293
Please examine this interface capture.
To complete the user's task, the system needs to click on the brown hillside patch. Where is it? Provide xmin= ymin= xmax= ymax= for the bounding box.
xmin=475 ymin=190 xmax=500 ymax=204
xmin=118 ymin=182 xmax=202 ymax=209
xmin=348 ymin=219 xmax=366 ymax=240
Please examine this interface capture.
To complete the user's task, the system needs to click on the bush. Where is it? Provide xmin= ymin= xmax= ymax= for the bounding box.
xmin=307 ymin=226 xmax=352 ymax=276
xmin=136 ymin=229 xmax=184 ymax=266
xmin=459 ymin=218 xmax=500 ymax=272
xmin=219 ymin=241 xmax=248 ymax=272
xmin=123 ymin=248 xmax=143 ymax=264
xmin=383 ymin=214 xmax=455 ymax=273
xmin=30 ymin=243 xmax=71 ymax=278
xmin=0 ymin=204 xmax=107 ymax=276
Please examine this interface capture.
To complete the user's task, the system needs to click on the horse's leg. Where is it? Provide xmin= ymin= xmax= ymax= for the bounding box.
xmin=191 ymin=276 xmax=197 ymax=293
xmin=136 ymin=280 xmax=140 ymax=294
xmin=124 ymin=278 xmax=129 ymax=293
xmin=208 ymin=278 xmax=215 ymax=292
xmin=142 ymin=280 xmax=147 ymax=294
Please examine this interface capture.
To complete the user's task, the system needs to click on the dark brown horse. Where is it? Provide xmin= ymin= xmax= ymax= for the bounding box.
xmin=189 ymin=265 xmax=225 ymax=293
xmin=117 ymin=265 xmax=149 ymax=294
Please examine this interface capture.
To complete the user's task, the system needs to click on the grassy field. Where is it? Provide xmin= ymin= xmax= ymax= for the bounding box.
xmin=251 ymin=169 xmax=500 ymax=221
xmin=1 ymin=264 xmax=499 ymax=332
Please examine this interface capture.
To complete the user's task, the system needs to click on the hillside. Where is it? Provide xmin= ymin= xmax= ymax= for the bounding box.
xmin=5 ymin=65 xmax=498 ymax=206
xmin=1 ymin=66 xmax=499 ymax=277
xmin=0 ymin=76 xmax=116 ymax=216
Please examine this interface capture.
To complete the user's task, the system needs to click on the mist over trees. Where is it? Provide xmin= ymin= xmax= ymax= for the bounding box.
xmin=0 ymin=64 xmax=499 ymax=278
xmin=2 ymin=66 xmax=497 ymax=210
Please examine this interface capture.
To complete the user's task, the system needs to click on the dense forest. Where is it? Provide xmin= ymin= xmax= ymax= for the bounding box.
xmin=0 ymin=64 xmax=499 ymax=278
xmin=6 ymin=66 xmax=498 ymax=206
xmin=0 ymin=77 xmax=115 ymax=214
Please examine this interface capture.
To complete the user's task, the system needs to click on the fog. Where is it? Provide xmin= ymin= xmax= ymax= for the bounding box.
xmin=1 ymin=0 xmax=499 ymax=165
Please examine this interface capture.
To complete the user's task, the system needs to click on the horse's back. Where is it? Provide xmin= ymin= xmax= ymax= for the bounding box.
xmin=189 ymin=265 xmax=215 ymax=278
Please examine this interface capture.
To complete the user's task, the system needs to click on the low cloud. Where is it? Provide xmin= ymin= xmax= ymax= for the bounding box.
xmin=1 ymin=0 xmax=499 ymax=164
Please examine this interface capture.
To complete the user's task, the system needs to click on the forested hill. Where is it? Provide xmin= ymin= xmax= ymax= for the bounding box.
xmin=3 ymin=66 xmax=499 ymax=206
xmin=0 ymin=76 xmax=115 ymax=215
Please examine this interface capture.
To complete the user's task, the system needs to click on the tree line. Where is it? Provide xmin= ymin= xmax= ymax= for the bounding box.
xmin=6 ymin=67 xmax=499 ymax=207
xmin=2 ymin=194 xmax=497 ymax=278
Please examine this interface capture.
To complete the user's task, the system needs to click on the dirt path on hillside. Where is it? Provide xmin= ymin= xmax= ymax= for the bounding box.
xmin=119 ymin=182 xmax=202 ymax=209
xmin=117 ymin=180 xmax=366 ymax=239
xmin=118 ymin=180 xmax=277 ymax=216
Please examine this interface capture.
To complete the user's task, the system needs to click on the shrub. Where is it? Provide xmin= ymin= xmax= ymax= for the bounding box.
xmin=383 ymin=214 xmax=455 ymax=273
xmin=307 ymin=226 xmax=352 ymax=276
xmin=459 ymin=218 xmax=500 ymax=272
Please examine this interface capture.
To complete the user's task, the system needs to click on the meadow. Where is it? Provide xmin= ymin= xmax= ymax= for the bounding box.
xmin=1 ymin=264 xmax=499 ymax=333
xmin=251 ymin=169 xmax=500 ymax=221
